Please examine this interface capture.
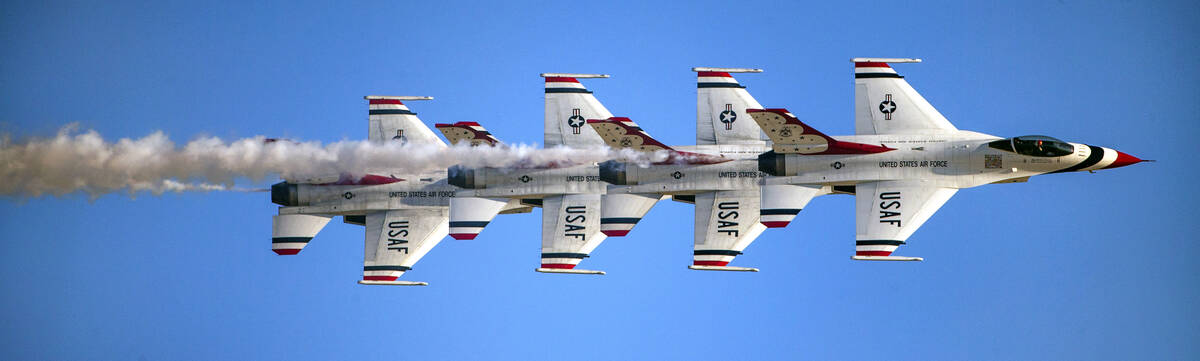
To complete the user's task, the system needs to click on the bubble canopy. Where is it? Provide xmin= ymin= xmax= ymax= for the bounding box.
xmin=987 ymin=135 xmax=1075 ymax=157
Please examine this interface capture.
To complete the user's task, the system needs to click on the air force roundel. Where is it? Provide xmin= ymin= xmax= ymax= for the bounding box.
xmin=719 ymin=103 xmax=737 ymax=130
xmin=567 ymin=108 xmax=585 ymax=135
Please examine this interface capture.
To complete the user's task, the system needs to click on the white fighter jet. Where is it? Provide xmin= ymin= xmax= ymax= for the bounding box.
xmin=269 ymin=96 xmax=527 ymax=286
xmin=443 ymin=69 xmax=775 ymax=274
xmin=586 ymin=68 xmax=781 ymax=272
xmin=440 ymin=74 xmax=617 ymax=275
xmin=750 ymin=58 xmax=1145 ymax=261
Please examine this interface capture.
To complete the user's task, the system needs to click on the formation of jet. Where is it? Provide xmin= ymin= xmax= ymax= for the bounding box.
xmin=269 ymin=58 xmax=1144 ymax=285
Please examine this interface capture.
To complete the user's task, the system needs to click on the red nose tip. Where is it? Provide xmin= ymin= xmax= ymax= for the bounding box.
xmin=1104 ymin=151 xmax=1142 ymax=169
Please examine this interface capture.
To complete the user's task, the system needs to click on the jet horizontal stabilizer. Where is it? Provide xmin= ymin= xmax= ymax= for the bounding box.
xmin=691 ymin=67 xmax=763 ymax=73
xmin=851 ymin=255 xmax=924 ymax=261
xmin=688 ymin=265 xmax=760 ymax=272
xmin=535 ymin=268 xmax=606 ymax=275
xmin=357 ymin=280 xmax=429 ymax=286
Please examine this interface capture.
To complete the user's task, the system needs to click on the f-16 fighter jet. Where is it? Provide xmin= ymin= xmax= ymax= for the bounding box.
xmin=751 ymin=58 xmax=1145 ymax=261
xmin=587 ymin=68 xmax=777 ymax=272
xmin=269 ymin=96 xmax=526 ymax=286
xmin=443 ymin=74 xmax=617 ymax=275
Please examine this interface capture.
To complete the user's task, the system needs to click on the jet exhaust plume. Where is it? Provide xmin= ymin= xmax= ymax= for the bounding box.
xmin=0 ymin=126 xmax=662 ymax=198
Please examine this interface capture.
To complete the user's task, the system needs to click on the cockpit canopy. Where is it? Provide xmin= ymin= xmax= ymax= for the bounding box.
xmin=987 ymin=135 xmax=1075 ymax=157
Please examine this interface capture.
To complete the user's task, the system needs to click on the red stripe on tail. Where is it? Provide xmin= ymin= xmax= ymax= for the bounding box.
xmin=544 ymin=77 xmax=579 ymax=83
xmin=854 ymin=62 xmax=891 ymax=68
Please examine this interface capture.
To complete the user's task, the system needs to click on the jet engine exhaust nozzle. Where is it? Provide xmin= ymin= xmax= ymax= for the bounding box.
xmin=447 ymin=165 xmax=478 ymax=189
xmin=598 ymin=160 xmax=629 ymax=185
xmin=758 ymin=151 xmax=787 ymax=176
xmin=271 ymin=181 xmax=299 ymax=206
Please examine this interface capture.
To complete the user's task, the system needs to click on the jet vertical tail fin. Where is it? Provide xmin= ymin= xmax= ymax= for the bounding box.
xmin=694 ymin=67 xmax=767 ymax=146
xmin=542 ymin=73 xmax=612 ymax=148
xmin=366 ymin=96 xmax=445 ymax=146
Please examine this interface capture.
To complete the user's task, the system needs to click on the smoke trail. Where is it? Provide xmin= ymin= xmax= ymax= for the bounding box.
xmin=0 ymin=125 xmax=664 ymax=198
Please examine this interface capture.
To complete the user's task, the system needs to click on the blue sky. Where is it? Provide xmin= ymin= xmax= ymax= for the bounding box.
xmin=1 ymin=1 xmax=1197 ymax=359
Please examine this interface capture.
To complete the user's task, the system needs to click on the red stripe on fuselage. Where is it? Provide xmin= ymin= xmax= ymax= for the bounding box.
xmin=362 ymin=275 xmax=399 ymax=281
xmin=693 ymin=260 xmax=730 ymax=266
xmin=369 ymin=99 xmax=404 ymax=105
xmin=696 ymin=71 xmax=733 ymax=78
xmin=540 ymin=263 xmax=576 ymax=269
xmin=856 ymin=251 xmax=893 ymax=256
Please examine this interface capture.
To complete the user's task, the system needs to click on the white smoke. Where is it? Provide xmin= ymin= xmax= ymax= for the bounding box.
xmin=0 ymin=125 xmax=664 ymax=198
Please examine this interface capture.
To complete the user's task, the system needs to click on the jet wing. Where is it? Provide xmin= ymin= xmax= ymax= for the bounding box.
xmin=587 ymin=117 xmax=727 ymax=164
xmin=852 ymin=58 xmax=957 ymax=135
xmin=854 ymin=180 xmax=957 ymax=261
xmin=435 ymin=121 xmax=501 ymax=146
xmin=691 ymin=190 xmax=766 ymax=271
xmin=360 ymin=208 xmax=449 ymax=285
xmin=538 ymin=194 xmax=607 ymax=275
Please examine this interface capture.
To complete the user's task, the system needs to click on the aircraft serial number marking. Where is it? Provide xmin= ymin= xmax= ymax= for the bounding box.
xmin=389 ymin=191 xmax=457 ymax=198
xmin=879 ymin=160 xmax=948 ymax=168
xmin=386 ymin=220 xmax=410 ymax=253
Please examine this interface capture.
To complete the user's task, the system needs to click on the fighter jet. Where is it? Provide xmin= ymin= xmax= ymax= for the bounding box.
xmin=751 ymin=58 xmax=1145 ymax=261
xmin=586 ymin=68 xmax=778 ymax=272
xmin=442 ymin=74 xmax=617 ymax=275
xmin=443 ymin=70 xmax=774 ymax=274
xmin=269 ymin=96 xmax=526 ymax=285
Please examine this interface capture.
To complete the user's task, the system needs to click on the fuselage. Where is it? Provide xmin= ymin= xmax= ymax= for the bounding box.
xmin=273 ymin=170 xmax=456 ymax=216
xmin=602 ymin=130 xmax=1137 ymax=193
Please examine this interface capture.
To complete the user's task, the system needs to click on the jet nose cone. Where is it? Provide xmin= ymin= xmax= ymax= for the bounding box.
xmin=1104 ymin=151 xmax=1142 ymax=169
